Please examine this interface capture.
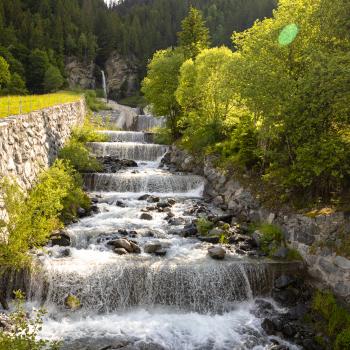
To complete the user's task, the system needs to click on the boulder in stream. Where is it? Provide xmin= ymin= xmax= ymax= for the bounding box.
xmin=208 ymin=246 xmax=226 ymax=260
xmin=108 ymin=238 xmax=141 ymax=254
xmin=114 ymin=248 xmax=128 ymax=255
xmin=144 ymin=242 xmax=162 ymax=254
xmin=50 ymin=231 xmax=71 ymax=247
xmin=140 ymin=213 xmax=153 ymax=220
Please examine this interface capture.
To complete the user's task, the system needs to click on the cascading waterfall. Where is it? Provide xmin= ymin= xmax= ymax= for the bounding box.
xmin=84 ymin=172 xmax=204 ymax=193
xmin=31 ymin=258 xmax=274 ymax=314
xmin=136 ymin=114 xmax=165 ymax=131
xmin=26 ymin=110 xmax=299 ymax=350
xmin=87 ymin=142 xmax=168 ymax=161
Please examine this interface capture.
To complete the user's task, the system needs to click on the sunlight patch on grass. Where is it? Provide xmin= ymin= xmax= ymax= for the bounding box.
xmin=0 ymin=91 xmax=82 ymax=118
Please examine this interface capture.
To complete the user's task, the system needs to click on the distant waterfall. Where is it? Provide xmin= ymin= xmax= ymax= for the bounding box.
xmin=101 ymin=70 xmax=107 ymax=101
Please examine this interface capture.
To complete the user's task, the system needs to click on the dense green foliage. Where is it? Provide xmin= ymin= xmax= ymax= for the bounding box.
xmin=43 ymin=66 xmax=64 ymax=93
xmin=144 ymin=0 xmax=350 ymax=203
xmin=311 ymin=291 xmax=350 ymax=349
xmin=58 ymin=119 xmax=106 ymax=173
xmin=84 ymin=90 xmax=109 ymax=112
xmin=0 ymin=291 xmax=60 ymax=350
xmin=0 ymin=160 xmax=90 ymax=269
xmin=0 ymin=56 xmax=10 ymax=89
xmin=0 ymin=0 xmax=275 ymax=95
xmin=142 ymin=48 xmax=185 ymax=138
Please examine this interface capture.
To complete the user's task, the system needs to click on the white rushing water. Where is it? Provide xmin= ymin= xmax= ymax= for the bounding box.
xmin=88 ymin=142 xmax=168 ymax=161
xmin=39 ymin=304 xmax=299 ymax=350
xmin=101 ymin=70 xmax=107 ymax=100
xmin=27 ymin=113 xmax=299 ymax=349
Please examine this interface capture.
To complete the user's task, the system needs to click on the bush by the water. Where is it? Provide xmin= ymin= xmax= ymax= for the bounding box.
xmin=0 ymin=291 xmax=60 ymax=350
xmin=58 ymin=118 xmax=106 ymax=173
xmin=311 ymin=291 xmax=350 ymax=349
xmin=0 ymin=160 xmax=90 ymax=269
xmin=84 ymin=90 xmax=109 ymax=112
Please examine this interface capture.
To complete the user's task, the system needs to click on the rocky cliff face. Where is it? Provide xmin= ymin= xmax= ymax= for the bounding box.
xmin=65 ymin=57 xmax=96 ymax=90
xmin=105 ymin=51 xmax=140 ymax=100
xmin=168 ymin=147 xmax=350 ymax=303
xmin=65 ymin=53 xmax=140 ymax=100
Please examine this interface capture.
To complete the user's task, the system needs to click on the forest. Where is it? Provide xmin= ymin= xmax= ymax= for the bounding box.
xmin=0 ymin=0 xmax=275 ymax=94
xmin=142 ymin=0 xmax=350 ymax=205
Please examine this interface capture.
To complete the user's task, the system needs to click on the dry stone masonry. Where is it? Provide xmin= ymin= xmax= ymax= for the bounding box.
xmin=0 ymin=99 xmax=86 ymax=219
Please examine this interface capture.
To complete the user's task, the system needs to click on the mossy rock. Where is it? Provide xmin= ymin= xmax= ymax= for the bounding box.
xmin=64 ymin=294 xmax=81 ymax=310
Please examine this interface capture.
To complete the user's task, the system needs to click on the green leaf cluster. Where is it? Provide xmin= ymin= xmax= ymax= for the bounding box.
xmin=312 ymin=290 xmax=350 ymax=349
xmin=0 ymin=160 xmax=90 ymax=269
xmin=58 ymin=118 xmax=106 ymax=173
xmin=0 ymin=291 xmax=60 ymax=350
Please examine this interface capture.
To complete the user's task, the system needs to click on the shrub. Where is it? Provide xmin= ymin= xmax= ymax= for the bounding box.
xmin=59 ymin=118 xmax=105 ymax=173
xmin=153 ymin=127 xmax=173 ymax=145
xmin=287 ymin=248 xmax=303 ymax=261
xmin=196 ymin=218 xmax=214 ymax=235
xmin=84 ymin=90 xmax=109 ymax=111
xmin=0 ymin=160 xmax=90 ymax=268
xmin=58 ymin=140 xmax=102 ymax=173
xmin=329 ymin=307 xmax=350 ymax=337
xmin=312 ymin=290 xmax=350 ymax=347
xmin=312 ymin=291 xmax=337 ymax=320
xmin=256 ymin=223 xmax=283 ymax=255
xmin=335 ymin=328 xmax=350 ymax=350
xmin=0 ymin=291 xmax=60 ymax=350
xmin=71 ymin=118 xmax=108 ymax=143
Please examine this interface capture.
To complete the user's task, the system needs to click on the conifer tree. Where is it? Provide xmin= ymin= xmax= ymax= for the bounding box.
xmin=178 ymin=7 xmax=211 ymax=59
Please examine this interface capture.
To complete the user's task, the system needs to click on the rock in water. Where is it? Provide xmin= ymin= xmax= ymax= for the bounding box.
xmin=64 ymin=295 xmax=81 ymax=310
xmin=144 ymin=242 xmax=162 ymax=254
xmin=114 ymin=248 xmax=128 ymax=255
xmin=208 ymin=246 xmax=226 ymax=260
xmin=140 ymin=213 xmax=153 ymax=220
xmin=129 ymin=241 xmax=141 ymax=254
xmin=108 ymin=238 xmax=133 ymax=253
xmin=50 ymin=232 xmax=71 ymax=247
xmin=274 ymin=275 xmax=296 ymax=289
xmin=138 ymin=194 xmax=150 ymax=201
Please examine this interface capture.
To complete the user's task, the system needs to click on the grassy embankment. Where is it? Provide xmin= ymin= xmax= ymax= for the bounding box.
xmin=0 ymin=91 xmax=82 ymax=118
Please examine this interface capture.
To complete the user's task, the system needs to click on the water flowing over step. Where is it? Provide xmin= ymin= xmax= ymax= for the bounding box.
xmin=87 ymin=142 xmax=168 ymax=161
xmin=136 ymin=115 xmax=165 ymax=131
xmin=32 ymin=258 xmax=276 ymax=314
xmin=84 ymin=172 xmax=204 ymax=194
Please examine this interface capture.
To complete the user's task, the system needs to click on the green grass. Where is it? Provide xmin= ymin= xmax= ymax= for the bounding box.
xmin=119 ymin=94 xmax=147 ymax=108
xmin=0 ymin=91 xmax=82 ymax=118
xmin=311 ymin=290 xmax=350 ymax=349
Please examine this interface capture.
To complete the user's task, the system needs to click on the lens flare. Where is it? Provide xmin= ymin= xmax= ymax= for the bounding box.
xmin=278 ymin=24 xmax=299 ymax=46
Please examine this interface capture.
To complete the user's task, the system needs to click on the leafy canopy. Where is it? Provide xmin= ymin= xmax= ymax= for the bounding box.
xmin=141 ymin=48 xmax=185 ymax=139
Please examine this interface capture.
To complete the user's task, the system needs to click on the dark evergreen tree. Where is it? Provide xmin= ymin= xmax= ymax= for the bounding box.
xmin=178 ymin=7 xmax=210 ymax=59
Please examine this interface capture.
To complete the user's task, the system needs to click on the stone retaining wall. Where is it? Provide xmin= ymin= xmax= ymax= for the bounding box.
xmin=0 ymin=99 xmax=86 ymax=220
xmin=169 ymin=147 xmax=350 ymax=303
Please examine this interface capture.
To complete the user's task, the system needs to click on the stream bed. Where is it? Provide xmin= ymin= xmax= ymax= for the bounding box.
xmin=25 ymin=114 xmax=302 ymax=350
